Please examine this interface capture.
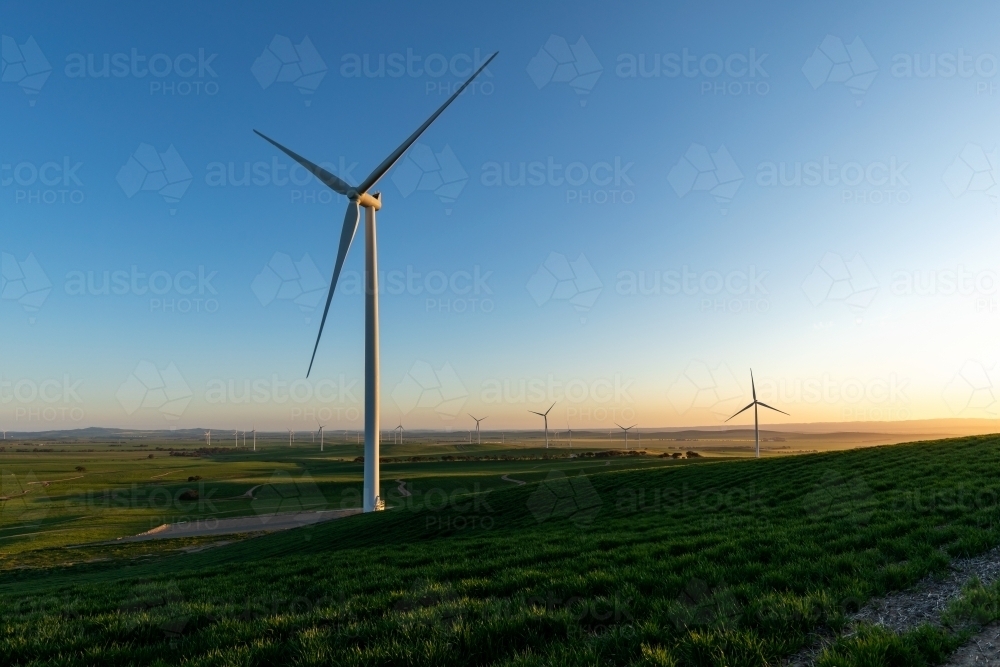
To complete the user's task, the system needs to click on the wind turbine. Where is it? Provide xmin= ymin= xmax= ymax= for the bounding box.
xmin=394 ymin=419 xmax=403 ymax=445
xmin=205 ymin=430 xmax=211 ymax=447
xmin=254 ymin=52 xmax=497 ymax=513
xmin=288 ymin=429 xmax=293 ymax=447
xmin=567 ymin=423 xmax=573 ymax=449
xmin=615 ymin=423 xmax=636 ymax=450
xmin=251 ymin=426 xmax=256 ymax=452
xmin=468 ymin=414 xmax=487 ymax=445
xmin=725 ymin=369 xmax=789 ymax=459
xmin=317 ymin=423 xmax=325 ymax=452
xmin=234 ymin=429 xmax=239 ymax=449
xmin=529 ymin=402 xmax=556 ymax=449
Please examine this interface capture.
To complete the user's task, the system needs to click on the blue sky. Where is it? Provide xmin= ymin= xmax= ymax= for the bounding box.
xmin=3 ymin=0 xmax=1000 ymax=433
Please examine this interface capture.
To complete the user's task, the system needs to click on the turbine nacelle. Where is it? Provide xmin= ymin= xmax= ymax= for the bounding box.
xmin=355 ymin=191 xmax=381 ymax=210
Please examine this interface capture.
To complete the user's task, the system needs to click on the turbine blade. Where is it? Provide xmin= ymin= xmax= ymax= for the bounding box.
xmin=725 ymin=402 xmax=755 ymax=422
xmin=306 ymin=201 xmax=361 ymax=377
xmin=757 ymin=401 xmax=789 ymax=416
xmin=529 ymin=411 xmax=544 ymax=416
xmin=750 ymin=369 xmax=756 ymax=401
xmin=544 ymin=402 xmax=556 ymax=416
xmin=254 ymin=130 xmax=354 ymax=196
xmin=357 ymin=51 xmax=498 ymax=194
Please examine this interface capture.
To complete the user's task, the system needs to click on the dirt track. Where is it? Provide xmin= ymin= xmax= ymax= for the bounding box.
xmin=117 ymin=508 xmax=362 ymax=542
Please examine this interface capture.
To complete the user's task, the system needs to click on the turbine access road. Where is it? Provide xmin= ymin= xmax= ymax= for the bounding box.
xmin=113 ymin=508 xmax=362 ymax=543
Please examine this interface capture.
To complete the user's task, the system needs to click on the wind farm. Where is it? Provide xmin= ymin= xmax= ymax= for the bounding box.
xmin=5 ymin=2 xmax=1000 ymax=665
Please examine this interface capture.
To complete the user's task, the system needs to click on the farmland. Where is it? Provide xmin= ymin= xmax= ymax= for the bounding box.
xmin=2 ymin=433 xmax=1000 ymax=665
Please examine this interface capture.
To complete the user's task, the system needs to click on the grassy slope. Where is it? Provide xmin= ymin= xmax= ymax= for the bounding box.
xmin=3 ymin=436 xmax=1000 ymax=666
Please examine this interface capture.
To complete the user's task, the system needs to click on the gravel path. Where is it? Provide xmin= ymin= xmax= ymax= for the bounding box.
xmin=116 ymin=508 xmax=362 ymax=542
xmin=500 ymin=474 xmax=525 ymax=486
xmin=946 ymin=624 xmax=1000 ymax=666
xmin=785 ymin=546 xmax=1000 ymax=665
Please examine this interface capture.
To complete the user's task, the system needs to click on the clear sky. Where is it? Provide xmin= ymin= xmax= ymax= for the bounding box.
xmin=3 ymin=0 xmax=1000 ymax=433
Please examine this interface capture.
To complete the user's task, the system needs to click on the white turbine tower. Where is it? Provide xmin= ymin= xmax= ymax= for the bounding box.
xmin=529 ymin=402 xmax=556 ymax=449
xmin=615 ymin=422 xmax=636 ymax=450
xmin=468 ymin=414 xmax=487 ymax=445
xmin=234 ymin=429 xmax=239 ymax=449
xmin=726 ymin=369 xmax=789 ymax=459
xmin=255 ymin=52 xmax=497 ymax=513
xmin=318 ymin=423 xmax=325 ymax=452
xmin=288 ymin=429 xmax=294 ymax=447
xmin=205 ymin=430 xmax=211 ymax=447
xmin=251 ymin=426 xmax=256 ymax=452
xmin=394 ymin=419 xmax=403 ymax=445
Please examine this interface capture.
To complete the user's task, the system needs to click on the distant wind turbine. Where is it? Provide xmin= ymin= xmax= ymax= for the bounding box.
xmin=251 ymin=426 xmax=256 ymax=452
xmin=394 ymin=419 xmax=403 ymax=445
xmin=615 ymin=422 xmax=636 ymax=450
xmin=726 ymin=369 xmax=789 ymax=459
xmin=254 ymin=52 xmax=497 ymax=513
xmin=529 ymin=402 xmax=556 ymax=449
xmin=468 ymin=414 xmax=487 ymax=445
xmin=205 ymin=430 xmax=211 ymax=447
xmin=234 ymin=429 xmax=239 ymax=449
xmin=318 ymin=423 xmax=325 ymax=452
xmin=288 ymin=429 xmax=293 ymax=447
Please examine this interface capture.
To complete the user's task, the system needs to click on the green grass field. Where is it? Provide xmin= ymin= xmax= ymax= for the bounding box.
xmin=2 ymin=435 xmax=1000 ymax=665
xmin=0 ymin=437 xmax=678 ymax=567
